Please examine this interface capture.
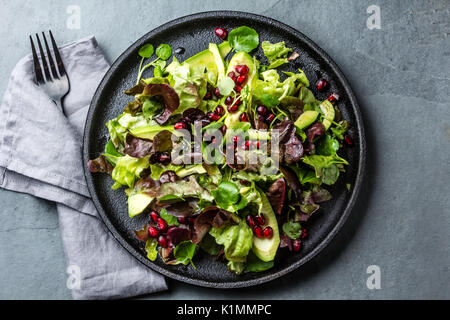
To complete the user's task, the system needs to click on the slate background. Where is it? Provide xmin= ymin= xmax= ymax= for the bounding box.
xmin=0 ymin=0 xmax=448 ymax=299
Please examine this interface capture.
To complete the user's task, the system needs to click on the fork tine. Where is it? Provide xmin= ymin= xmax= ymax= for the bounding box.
xmin=49 ymin=30 xmax=66 ymax=77
xmin=42 ymin=32 xmax=59 ymax=80
xmin=30 ymin=36 xmax=45 ymax=85
xmin=35 ymin=33 xmax=52 ymax=81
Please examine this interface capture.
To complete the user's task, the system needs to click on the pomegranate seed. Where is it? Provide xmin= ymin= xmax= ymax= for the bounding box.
xmin=244 ymin=141 xmax=251 ymax=150
xmin=214 ymin=27 xmax=228 ymax=40
xmin=214 ymin=87 xmax=221 ymax=97
xmin=174 ymin=121 xmax=187 ymax=130
xmin=293 ymin=239 xmax=302 ymax=252
xmin=240 ymin=112 xmax=248 ymax=122
xmin=220 ymin=125 xmax=227 ymax=135
xmin=263 ymin=227 xmax=273 ymax=239
xmin=158 ymin=235 xmax=168 ymax=248
xmin=235 ymin=64 xmax=249 ymax=75
xmin=256 ymin=105 xmax=267 ymax=116
xmin=150 ymin=211 xmax=159 ymax=223
xmin=159 ymin=152 xmax=170 ymax=165
xmin=147 ymin=226 xmax=159 ymax=238
xmin=204 ymin=92 xmax=212 ymax=100
xmin=225 ymin=96 xmax=234 ymax=105
xmin=207 ymin=111 xmax=221 ymax=121
xmin=227 ymin=71 xmax=236 ymax=82
xmin=235 ymin=98 xmax=242 ymax=106
xmin=228 ymin=104 xmax=238 ymax=113
xmin=253 ymin=140 xmax=260 ymax=149
xmin=215 ymin=105 xmax=225 ymax=115
xmin=255 ymin=215 xmax=265 ymax=226
xmin=246 ymin=215 xmax=256 ymax=228
xmin=316 ymin=78 xmax=329 ymax=91
xmin=327 ymin=93 xmax=340 ymax=104
xmin=344 ymin=134 xmax=353 ymax=146
xmin=235 ymin=75 xmax=246 ymax=85
xmin=253 ymin=225 xmax=264 ymax=238
xmin=157 ymin=218 xmax=168 ymax=232
xmin=178 ymin=217 xmax=188 ymax=224
xmin=232 ymin=135 xmax=240 ymax=143
xmin=266 ymin=113 xmax=275 ymax=123
xmin=234 ymin=85 xmax=242 ymax=93
xmin=300 ymin=228 xmax=308 ymax=240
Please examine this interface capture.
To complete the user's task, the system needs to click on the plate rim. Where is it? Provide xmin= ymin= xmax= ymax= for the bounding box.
xmin=83 ymin=10 xmax=367 ymax=289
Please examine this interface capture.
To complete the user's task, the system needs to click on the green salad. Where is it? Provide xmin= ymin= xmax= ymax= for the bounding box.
xmin=88 ymin=25 xmax=352 ymax=274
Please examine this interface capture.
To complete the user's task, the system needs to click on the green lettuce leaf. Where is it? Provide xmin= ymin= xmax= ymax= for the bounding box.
xmin=111 ymin=155 xmax=150 ymax=189
xmin=209 ymin=221 xmax=253 ymax=263
xmin=145 ymin=238 xmax=158 ymax=261
xmin=261 ymin=41 xmax=292 ymax=69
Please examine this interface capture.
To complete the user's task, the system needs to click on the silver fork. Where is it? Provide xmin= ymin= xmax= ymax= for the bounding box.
xmin=30 ymin=31 xmax=70 ymax=116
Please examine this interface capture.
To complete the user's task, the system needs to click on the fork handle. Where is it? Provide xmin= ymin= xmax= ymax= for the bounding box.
xmin=54 ymin=99 xmax=66 ymax=116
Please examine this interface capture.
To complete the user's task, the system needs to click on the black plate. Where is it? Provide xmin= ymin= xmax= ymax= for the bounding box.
xmin=83 ymin=11 xmax=366 ymax=288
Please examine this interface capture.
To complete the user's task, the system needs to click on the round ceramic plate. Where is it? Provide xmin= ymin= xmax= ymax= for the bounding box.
xmin=83 ymin=11 xmax=366 ymax=288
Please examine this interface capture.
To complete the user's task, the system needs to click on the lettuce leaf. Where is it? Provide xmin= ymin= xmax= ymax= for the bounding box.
xmin=262 ymin=41 xmax=292 ymax=69
xmin=209 ymin=221 xmax=253 ymax=263
xmin=111 ymin=155 xmax=150 ymax=189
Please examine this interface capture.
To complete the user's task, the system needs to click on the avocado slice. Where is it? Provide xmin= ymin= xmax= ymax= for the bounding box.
xmin=209 ymin=43 xmax=226 ymax=81
xmin=294 ymin=110 xmax=319 ymax=130
xmin=129 ymin=125 xmax=174 ymax=140
xmin=218 ymin=41 xmax=232 ymax=59
xmin=252 ymin=190 xmax=280 ymax=262
xmin=319 ymin=100 xmax=335 ymax=130
xmin=226 ymin=51 xmax=257 ymax=89
xmin=128 ymin=193 xmax=154 ymax=217
xmin=223 ymin=52 xmax=258 ymax=126
xmin=185 ymin=49 xmax=218 ymax=84
xmin=176 ymin=164 xmax=206 ymax=178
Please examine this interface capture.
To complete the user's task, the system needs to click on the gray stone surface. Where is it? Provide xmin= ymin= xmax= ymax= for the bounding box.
xmin=0 ymin=0 xmax=449 ymax=299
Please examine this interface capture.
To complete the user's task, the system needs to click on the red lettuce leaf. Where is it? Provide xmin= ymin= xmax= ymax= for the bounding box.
xmin=123 ymin=134 xmax=153 ymax=158
xmin=266 ymin=178 xmax=286 ymax=215
xmin=142 ymin=84 xmax=180 ymax=124
xmin=88 ymin=155 xmax=113 ymax=174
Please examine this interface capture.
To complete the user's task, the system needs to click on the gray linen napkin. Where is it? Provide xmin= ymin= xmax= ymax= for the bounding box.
xmin=0 ymin=36 xmax=167 ymax=299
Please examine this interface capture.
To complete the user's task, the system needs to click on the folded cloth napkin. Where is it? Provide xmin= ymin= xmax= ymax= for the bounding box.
xmin=0 ymin=36 xmax=167 ymax=299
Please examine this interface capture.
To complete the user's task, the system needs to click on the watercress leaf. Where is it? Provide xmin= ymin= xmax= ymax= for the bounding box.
xmin=228 ymin=26 xmax=260 ymax=53
xmin=139 ymin=44 xmax=154 ymax=58
xmin=282 ymin=221 xmax=302 ymax=240
xmin=212 ymin=181 xmax=241 ymax=209
xmin=156 ymin=44 xmax=172 ymax=60
xmin=217 ymin=77 xmax=235 ymax=96
xmin=173 ymin=241 xmax=197 ymax=265
xmin=316 ymin=135 xmax=340 ymax=156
